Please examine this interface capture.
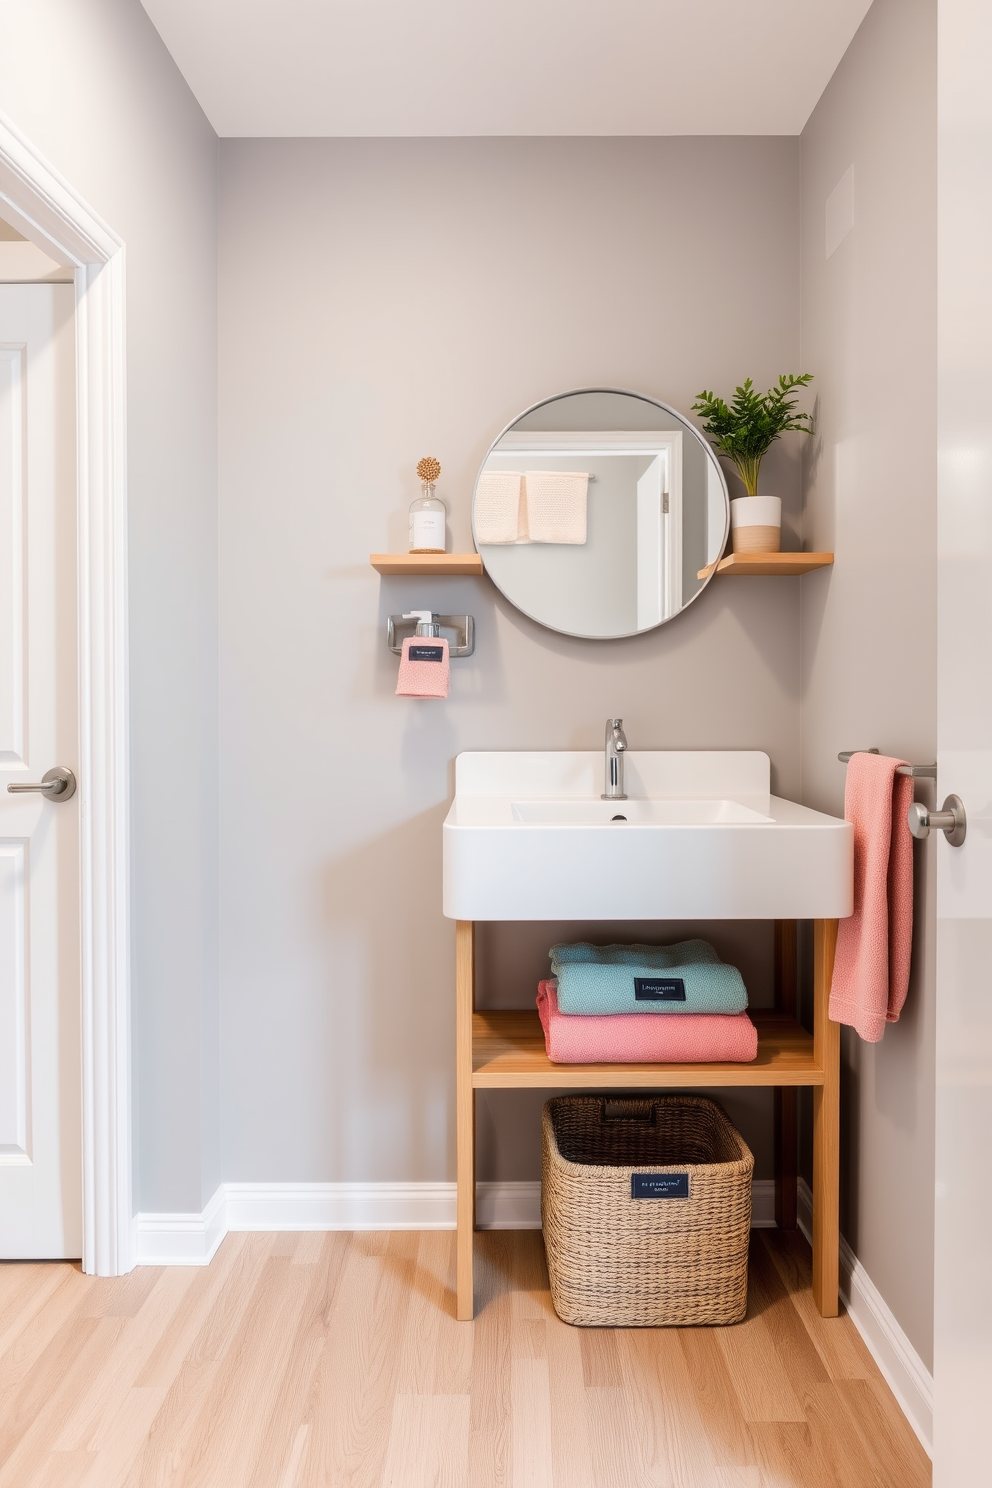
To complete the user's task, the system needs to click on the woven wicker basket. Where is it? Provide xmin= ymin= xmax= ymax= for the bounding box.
xmin=541 ymin=1094 xmax=753 ymax=1327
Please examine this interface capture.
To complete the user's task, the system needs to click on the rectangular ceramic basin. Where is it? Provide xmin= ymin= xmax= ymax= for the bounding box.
xmin=443 ymin=751 xmax=853 ymax=921
xmin=511 ymin=799 xmax=774 ymax=826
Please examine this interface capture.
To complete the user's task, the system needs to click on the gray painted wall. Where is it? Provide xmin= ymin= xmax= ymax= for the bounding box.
xmin=799 ymin=0 xmax=937 ymax=1368
xmin=0 ymin=0 xmax=221 ymax=1212
xmin=217 ymin=137 xmax=803 ymax=1187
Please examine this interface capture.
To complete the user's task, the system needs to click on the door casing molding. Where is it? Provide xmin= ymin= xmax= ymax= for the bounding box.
xmin=0 ymin=110 xmax=131 ymax=1274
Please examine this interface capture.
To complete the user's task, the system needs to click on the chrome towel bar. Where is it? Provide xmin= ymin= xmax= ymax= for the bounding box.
xmin=838 ymin=753 xmax=965 ymax=844
xmin=387 ymin=613 xmax=475 ymax=657
xmin=838 ymin=749 xmax=936 ymax=780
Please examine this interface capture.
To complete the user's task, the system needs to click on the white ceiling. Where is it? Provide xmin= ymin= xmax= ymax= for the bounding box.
xmin=139 ymin=0 xmax=874 ymax=137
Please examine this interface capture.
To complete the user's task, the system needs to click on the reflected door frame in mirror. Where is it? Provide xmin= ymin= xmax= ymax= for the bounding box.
xmin=472 ymin=388 xmax=729 ymax=640
xmin=493 ymin=427 xmax=683 ymax=626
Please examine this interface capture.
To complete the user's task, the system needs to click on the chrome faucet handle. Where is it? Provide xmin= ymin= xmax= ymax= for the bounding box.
xmin=607 ymin=717 xmax=627 ymax=749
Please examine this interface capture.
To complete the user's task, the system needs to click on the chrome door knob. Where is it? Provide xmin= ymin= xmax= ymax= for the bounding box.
xmin=908 ymin=793 xmax=966 ymax=846
xmin=6 ymin=766 xmax=76 ymax=801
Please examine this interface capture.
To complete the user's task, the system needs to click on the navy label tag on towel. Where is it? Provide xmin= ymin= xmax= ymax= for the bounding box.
xmin=408 ymin=645 xmax=444 ymax=662
xmin=632 ymin=1173 xmax=689 ymax=1200
xmin=634 ymin=977 xmax=686 ymax=1002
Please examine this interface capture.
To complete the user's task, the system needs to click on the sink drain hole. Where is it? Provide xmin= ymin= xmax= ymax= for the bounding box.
xmin=611 ymin=814 xmax=628 ymax=822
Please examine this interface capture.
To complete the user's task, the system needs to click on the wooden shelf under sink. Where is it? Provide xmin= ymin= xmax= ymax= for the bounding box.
xmin=698 ymin=551 xmax=834 ymax=579
xmin=471 ymin=1009 xmax=822 ymax=1089
xmin=454 ymin=918 xmax=841 ymax=1323
xmin=370 ymin=552 xmax=484 ymax=576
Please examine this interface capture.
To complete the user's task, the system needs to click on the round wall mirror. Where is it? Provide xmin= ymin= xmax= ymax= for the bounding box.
xmin=472 ymin=388 xmax=729 ymax=639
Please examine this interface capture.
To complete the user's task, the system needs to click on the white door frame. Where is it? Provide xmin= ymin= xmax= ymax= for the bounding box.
xmin=0 ymin=111 xmax=130 ymax=1275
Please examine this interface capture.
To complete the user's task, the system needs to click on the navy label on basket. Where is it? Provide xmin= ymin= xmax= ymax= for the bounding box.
xmin=634 ymin=977 xmax=686 ymax=1002
xmin=408 ymin=645 xmax=444 ymax=662
xmin=632 ymin=1173 xmax=689 ymax=1200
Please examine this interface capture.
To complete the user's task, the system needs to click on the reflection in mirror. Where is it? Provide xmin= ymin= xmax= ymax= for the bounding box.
xmin=473 ymin=390 xmax=729 ymax=639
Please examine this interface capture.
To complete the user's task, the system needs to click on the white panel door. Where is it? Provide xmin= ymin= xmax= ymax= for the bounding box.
xmin=0 ymin=284 xmax=79 ymax=1259
xmin=934 ymin=2 xmax=992 ymax=1481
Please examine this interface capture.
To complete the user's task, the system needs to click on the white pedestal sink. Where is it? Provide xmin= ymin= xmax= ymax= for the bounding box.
xmin=444 ymin=750 xmax=850 ymax=1324
xmin=442 ymin=751 xmax=852 ymax=921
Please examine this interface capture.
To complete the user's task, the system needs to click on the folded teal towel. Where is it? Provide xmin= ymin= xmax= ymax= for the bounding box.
xmin=549 ymin=939 xmax=747 ymax=1015
xmin=550 ymin=939 xmax=720 ymax=970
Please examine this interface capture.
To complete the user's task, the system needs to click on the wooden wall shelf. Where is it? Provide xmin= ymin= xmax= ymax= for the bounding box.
xmin=698 ymin=551 xmax=834 ymax=579
xmin=370 ymin=552 xmax=484 ymax=576
xmin=373 ymin=549 xmax=831 ymax=579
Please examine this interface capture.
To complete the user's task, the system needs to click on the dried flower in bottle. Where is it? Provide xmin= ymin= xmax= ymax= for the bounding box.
xmin=416 ymin=456 xmax=442 ymax=486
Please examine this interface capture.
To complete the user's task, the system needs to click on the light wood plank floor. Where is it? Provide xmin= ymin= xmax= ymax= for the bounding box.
xmin=0 ymin=1229 xmax=930 ymax=1487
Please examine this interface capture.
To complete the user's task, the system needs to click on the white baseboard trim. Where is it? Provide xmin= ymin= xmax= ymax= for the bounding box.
xmin=132 ymin=1183 xmax=227 ymax=1267
xmin=133 ymin=1183 xmax=457 ymax=1263
xmin=797 ymin=1179 xmax=933 ymax=1457
xmin=225 ymin=1182 xmax=456 ymax=1232
xmin=133 ymin=1176 xmax=778 ymax=1258
xmin=476 ymin=1181 xmax=540 ymax=1229
xmin=750 ymin=1178 xmax=776 ymax=1228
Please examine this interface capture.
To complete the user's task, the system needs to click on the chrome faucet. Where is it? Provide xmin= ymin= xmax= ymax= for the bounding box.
xmin=602 ymin=717 xmax=628 ymax=800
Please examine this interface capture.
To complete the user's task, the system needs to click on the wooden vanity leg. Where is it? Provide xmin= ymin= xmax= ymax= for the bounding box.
xmin=773 ymin=921 xmax=799 ymax=1230
xmin=455 ymin=920 xmax=476 ymax=1321
xmin=812 ymin=918 xmax=840 ymax=1317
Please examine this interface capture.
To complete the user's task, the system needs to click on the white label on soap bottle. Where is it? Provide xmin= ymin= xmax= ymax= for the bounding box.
xmin=410 ymin=509 xmax=446 ymax=551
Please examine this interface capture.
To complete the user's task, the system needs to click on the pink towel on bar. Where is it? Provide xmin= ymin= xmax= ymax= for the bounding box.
xmin=394 ymin=635 xmax=450 ymax=698
xmin=536 ymin=981 xmax=757 ymax=1064
xmin=829 ymin=753 xmax=914 ymax=1042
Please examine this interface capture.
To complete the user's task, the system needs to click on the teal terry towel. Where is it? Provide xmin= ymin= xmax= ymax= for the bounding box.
xmin=549 ymin=939 xmax=748 ymax=1015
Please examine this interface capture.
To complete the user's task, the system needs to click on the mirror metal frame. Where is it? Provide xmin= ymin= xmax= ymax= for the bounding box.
xmin=472 ymin=387 xmax=730 ymax=640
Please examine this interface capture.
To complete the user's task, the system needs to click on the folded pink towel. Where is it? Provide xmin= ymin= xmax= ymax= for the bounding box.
xmin=395 ymin=636 xmax=450 ymax=698
xmin=536 ymin=981 xmax=757 ymax=1064
xmin=829 ymin=753 xmax=914 ymax=1042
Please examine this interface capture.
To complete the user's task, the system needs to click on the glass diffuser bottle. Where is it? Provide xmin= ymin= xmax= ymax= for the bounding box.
xmin=409 ymin=456 xmax=446 ymax=553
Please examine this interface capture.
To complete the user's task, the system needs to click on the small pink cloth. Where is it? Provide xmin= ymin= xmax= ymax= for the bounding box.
xmin=830 ymin=753 xmax=914 ymax=1042
xmin=536 ymin=981 xmax=757 ymax=1064
xmin=395 ymin=636 xmax=450 ymax=698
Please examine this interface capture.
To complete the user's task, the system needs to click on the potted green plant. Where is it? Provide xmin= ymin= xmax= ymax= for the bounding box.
xmin=692 ymin=374 xmax=814 ymax=554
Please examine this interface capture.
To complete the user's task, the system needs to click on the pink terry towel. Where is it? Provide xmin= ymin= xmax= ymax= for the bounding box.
xmin=829 ymin=753 xmax=914 ymax=1042
xmin=395 ymin=636 xmax=450 ymax=699
xmin=536 ymin=981 xmax=757 ymax=1064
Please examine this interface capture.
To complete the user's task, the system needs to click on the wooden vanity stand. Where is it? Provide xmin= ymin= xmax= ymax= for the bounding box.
xmin=455 ymin=918 xmax=840 ymax=1322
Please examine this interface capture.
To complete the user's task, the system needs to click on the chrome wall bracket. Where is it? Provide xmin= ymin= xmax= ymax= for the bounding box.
xmin=387 ymin=614 xmax=474 ymax=658
xmin=908 ymin=795 xmax=967 ymax=847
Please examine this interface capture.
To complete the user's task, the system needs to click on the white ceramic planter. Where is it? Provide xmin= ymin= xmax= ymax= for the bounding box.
xmin=730 ymin=495 xmax=781 ymax=554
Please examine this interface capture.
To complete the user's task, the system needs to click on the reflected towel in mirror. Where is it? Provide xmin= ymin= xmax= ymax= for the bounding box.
xmin=524 ymin=470 xmax=589 ymax=544
xmin=475 ymin=469 xmax=525 ymax=544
